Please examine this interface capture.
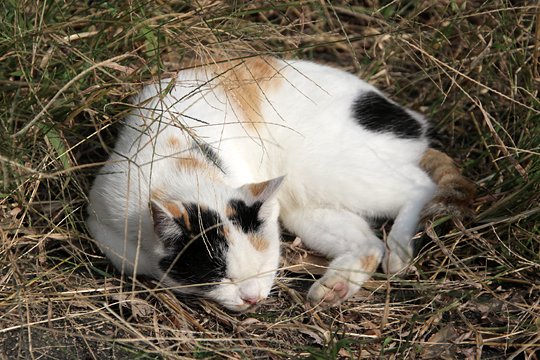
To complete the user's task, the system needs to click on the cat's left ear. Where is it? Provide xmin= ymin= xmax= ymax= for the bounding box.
xmin=150 ymin=199 xmax=189 ymax=238
xmin=239 ymin=176 xmax=285 ymax=202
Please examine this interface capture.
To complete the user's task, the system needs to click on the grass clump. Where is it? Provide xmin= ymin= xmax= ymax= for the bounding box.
xmin=1 ymin=1 xmax=539 ymax=358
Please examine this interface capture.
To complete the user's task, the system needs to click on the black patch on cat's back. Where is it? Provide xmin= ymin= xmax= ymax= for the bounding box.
xmin=352 ymin=91 xmax=422 ymax=139
xmin=227 ymin=200 xmax=263 ymax=233
xmin=159 ymin=204 xmax=228 ymax=287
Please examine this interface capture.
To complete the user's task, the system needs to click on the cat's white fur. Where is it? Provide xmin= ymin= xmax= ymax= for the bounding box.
xmin=87 ymin=57 xmax=437 ymax=310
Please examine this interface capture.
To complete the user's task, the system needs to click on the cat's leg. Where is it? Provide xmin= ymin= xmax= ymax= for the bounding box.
xmin=281 ymin=208 xmax=384 ymax=306
xmin=383 ymin=183 xmax=436 ymax=274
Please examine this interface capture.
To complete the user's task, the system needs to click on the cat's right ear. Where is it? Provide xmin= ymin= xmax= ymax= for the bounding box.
xmin=150 ymin=199 xmax=189 ymax=237
xmin=239 ymin=176 xmax=285 ymax=203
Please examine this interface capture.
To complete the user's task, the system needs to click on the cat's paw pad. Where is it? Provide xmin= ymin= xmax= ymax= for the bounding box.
xmin=307 ymin=279 xmax=350 ymax=306
xmin=382 ymin=251 xmax=410 ymax=274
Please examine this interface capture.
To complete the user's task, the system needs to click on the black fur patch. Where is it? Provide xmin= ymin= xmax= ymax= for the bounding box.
xmin=158 ymin=204 xmax=228 ymax=287
xmin=352 ymin=91 xmax=422 ymax=139
xmin=227 ymin=200 xmax=263 ymax=233
xmin=194 ymin=141 xmax=225 ymax=173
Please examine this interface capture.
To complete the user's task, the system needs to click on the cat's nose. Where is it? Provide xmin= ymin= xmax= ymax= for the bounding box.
xmin=241 ymin=295 xmax=261 ymax=305
xmin=239 ymin=280 xmax=262 ymax=305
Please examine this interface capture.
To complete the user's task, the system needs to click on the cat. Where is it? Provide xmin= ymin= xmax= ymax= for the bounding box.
xmin=86 ymin=56 xmax=474 ymax=312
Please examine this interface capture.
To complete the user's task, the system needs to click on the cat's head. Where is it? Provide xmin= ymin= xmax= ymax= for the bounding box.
xmin=150 ymin=176 xmax=284 ymax=312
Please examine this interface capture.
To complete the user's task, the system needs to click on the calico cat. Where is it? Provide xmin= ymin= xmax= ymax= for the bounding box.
xmin=86 ymin=56 xmax=474 ymax=311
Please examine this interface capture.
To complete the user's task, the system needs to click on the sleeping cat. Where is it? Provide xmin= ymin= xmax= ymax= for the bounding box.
xmin=86 ymin=56 xmax=474 ymax=312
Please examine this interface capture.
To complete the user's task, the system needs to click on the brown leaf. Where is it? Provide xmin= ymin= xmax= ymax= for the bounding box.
xmin=130 ymin=298 xmax=154 ymax=319
xmin=421 ymin=325 xmax=461 ymax=360
xmin=338 ymin=348 xmax=352 ymax=358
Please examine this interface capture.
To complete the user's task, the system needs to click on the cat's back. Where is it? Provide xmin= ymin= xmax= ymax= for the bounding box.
xmin=260 ymin=59 xmax=429 ymax=160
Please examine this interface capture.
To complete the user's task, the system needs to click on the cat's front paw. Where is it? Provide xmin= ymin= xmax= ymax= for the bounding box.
xmin=307 ymin=278 xmax=352 ymax=306
xmin=306 ymin=251 xmax=381 ymax=307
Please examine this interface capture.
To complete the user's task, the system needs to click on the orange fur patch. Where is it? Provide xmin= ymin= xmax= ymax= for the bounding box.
xmin=420 ymin=148 xmax=476 ymax=219
xmin=151 ymin=188 xmax=165 ymax=200
xmin=216 ymin=56 xmax=283 ymax=130
xmin=247 ymin=182 xmax=268 ymax=197
xmin=162 ymin=202 xmax=190 ymax=230
xmin=360 ymin=255 xmax=380 ymax=273
xmin=176 ymin=154 xmax=223 ymax=183
xmin=164 ymin=202 xmax=181 ymax=218
xmin=420 ymin=148 xmax=475 ymax=195
xmin=420 ymin=149 xmax=458 ymax=182
xmin=225 ymin=205 xmax=236 ymax=219
xmin=222 ymin=226 xmax=230 ymax=240
xmin=167 ymin=136 xmax=180 ymax=148
xmin=177 ymin=156 xmax=207 ymax=171
xmin=248 ymin=233 xmax=269 ymax=252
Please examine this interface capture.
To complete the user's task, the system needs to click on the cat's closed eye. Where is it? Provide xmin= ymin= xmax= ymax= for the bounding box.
xmin=226 ymin=199 xmax=263 ymax=232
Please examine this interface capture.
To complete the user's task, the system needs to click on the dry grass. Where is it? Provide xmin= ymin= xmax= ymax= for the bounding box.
xmin=1 ymin=0 xmax=539 ymax=359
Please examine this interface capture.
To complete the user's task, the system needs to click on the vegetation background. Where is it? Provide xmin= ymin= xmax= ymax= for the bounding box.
xmin=1 ymin=0 xmax=538 ymax=358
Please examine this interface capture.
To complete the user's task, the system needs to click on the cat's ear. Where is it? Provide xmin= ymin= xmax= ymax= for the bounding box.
xmin=239 ymin=176 xmax=285 ymax=202
xmin=150 ymin=199 xmax=189 ymax=237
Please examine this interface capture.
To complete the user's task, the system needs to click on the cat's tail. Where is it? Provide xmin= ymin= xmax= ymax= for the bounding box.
xmin=420 ymin=148 xmax=476 ymax=220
